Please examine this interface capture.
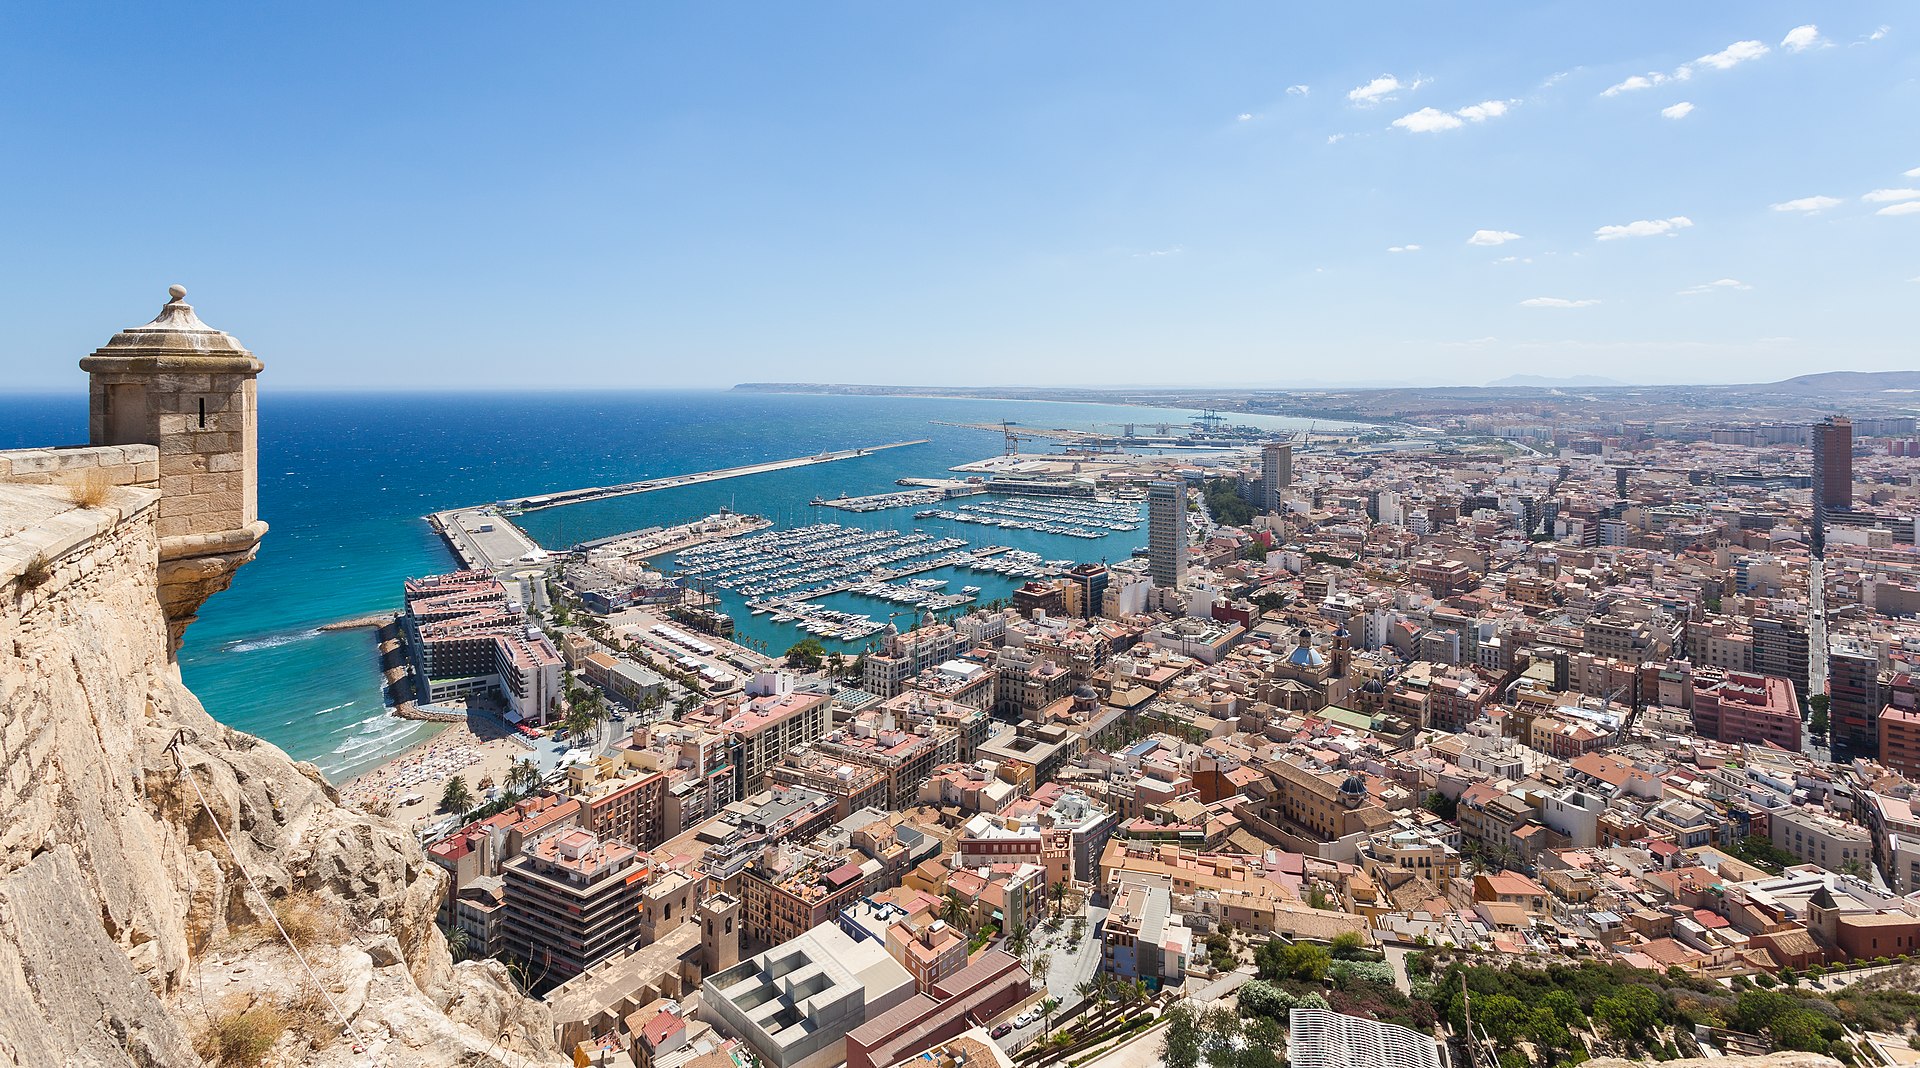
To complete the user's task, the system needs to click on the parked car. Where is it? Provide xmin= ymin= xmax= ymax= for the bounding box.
xmin=1013 ymin=1009 xmax=1041 ymax=1029
xmin=990 ymin=1024 xmax=1013 ymax=1039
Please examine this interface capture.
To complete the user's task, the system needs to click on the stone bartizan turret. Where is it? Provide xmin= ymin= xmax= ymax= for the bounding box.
xmin=80 ymin=284 xmax=267 ymax=653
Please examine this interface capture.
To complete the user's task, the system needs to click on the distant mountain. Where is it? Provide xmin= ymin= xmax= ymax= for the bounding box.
xmin=1486 ymin=374 xmax=1627 ymax=388
xmin=1766 ymin=370 xmax=1920 ymax=392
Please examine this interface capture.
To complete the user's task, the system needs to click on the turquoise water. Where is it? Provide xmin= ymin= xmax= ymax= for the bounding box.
xmin=3 ymin=390 xmax=1332 ymax=781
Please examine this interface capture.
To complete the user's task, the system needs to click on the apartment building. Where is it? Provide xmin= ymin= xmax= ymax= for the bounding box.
xmin=499 ymin=829 xmax=649 ymax=989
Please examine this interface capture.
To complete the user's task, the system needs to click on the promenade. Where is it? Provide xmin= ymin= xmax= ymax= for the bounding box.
xmin=499 ymin=439 xmax=929 ymax=512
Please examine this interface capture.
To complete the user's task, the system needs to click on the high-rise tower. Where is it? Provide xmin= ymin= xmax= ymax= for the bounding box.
xmin=1147 ymin=480 xmax=1186 ymax=590
xmin=1811 ymin=415 xmax=1852 ymax=553
xmin=1260 ymin=440 xmax=1292 ymax=512
xmin=81 ymin=286 xmax=266 ymax=653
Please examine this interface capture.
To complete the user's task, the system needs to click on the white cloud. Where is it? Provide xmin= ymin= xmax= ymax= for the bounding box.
xmin=1494 ymin=255 xmax=1533 ymax=264
xmin=1520 ymin=297 xmax=1601 ymax=308
xmin=1392 ymin=99 xmax=1514 ymax=133
xmin=1696 ymin=40 xmax=1769 ymax=70
xmin=1287 ymin=85 xmax=1310 ymax=97
xmin=1771 ymin=195 xmax=1842 ymax=212
xmin=1387 ymin=245 xmax=1421 ymax=253
xmin=1602 ymin=73 xmax=1663 ymax=96
xmin=1326 ymin=133 xmax=1346 ymax=144
xmin=1906 ymin=167 xmax=1920 ymax=178
xmin=1467 ymin=230 xmax=1522 ymax=246
xmin=1133 ymin=246 xmax=1185 ymax=258
xmin=1679 ymin=278 xmax=1752 ymax=295
xmin=1862 ymin=189 xmax=1920 ymax=203
xmin=1393 ymin=107 xmax=1461 ymax=133
xmin=1348 ymin=75 xmax=1405 ymax=105
xmin=1594 ymin=216 xmax=1694 ymax=240
xmin=1661 ymin=102 xmax=1695 ymax=120
xmin=1237 ymin=113 xmax=1255 ymax=121
xmin=1782 ymin=25 xmax=1822 ymax=51
xmin=1869 ymin=26 xmax=1889 ymax=41
xmin=1879 ymin=202 xmax=1920 ymax=217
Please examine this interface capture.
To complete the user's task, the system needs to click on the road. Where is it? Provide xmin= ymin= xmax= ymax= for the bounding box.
xmin=996 ymin=904 xmax=1108 ymax=1054
xmin=496 ymin=440 xmax=930 ymax=513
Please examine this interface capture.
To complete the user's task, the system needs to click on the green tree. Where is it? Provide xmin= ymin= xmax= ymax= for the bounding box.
xmin=1475 ymin=994 xmax=1529 ymax=1047
xmin=1422 ymin=791 xmax=1458 ymax=820
xmin=1162 ymin=1004 xmax=1201 ymax=1068
xmin=785 ymin=637 xmax=825 ymax=671
xmin=1331 ymin=931 xmax=1366 ymax=959
xmin=440 ymin=775 xmax=473 ymax=814
xmin=1254 ymin=939 xmax=1330 ymax=983
xmin=1237 ymin=980 xmax=1290 ymax=1020
xmin=505 ymin=758 xmax=540 ymax=797
xmin=1593 ymin=985 xmax=1661 ymax=1047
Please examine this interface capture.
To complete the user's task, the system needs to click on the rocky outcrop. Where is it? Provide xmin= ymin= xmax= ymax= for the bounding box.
xmin=1 ymin=472 xmax=565 ymax=1066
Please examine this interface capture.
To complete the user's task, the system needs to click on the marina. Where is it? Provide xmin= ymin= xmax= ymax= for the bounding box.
xmin=913 ymin=494 xmax=1142 ymax=538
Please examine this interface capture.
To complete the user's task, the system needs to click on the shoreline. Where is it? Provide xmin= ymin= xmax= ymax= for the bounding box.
xmin=336 ymin=718 xmax=533 ymax=829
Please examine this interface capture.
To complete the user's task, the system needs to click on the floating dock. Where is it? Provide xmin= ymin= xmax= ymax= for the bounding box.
xmin=500 ymin=440 xmax=930 ymax=513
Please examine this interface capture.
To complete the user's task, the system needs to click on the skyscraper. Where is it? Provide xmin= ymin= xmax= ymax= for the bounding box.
xmin=1260 ymin=440 xmax=1293 ymax=512
xmin=1147 ymin=480 xmax=1186 ymax=590
xmin=1811 ymin=415 xmax=1852 ymax=552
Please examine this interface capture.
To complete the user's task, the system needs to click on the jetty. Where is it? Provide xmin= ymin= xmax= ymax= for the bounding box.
xmin=499 ymin=440 xmax=929 ymax=513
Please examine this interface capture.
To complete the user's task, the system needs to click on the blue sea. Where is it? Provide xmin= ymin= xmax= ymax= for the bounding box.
xmin=3 ymin=390 xmax=1332 ymax=782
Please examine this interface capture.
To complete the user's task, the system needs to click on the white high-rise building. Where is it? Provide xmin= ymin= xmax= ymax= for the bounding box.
xmin=1148 ymin=480 xmax=1186 ymax=590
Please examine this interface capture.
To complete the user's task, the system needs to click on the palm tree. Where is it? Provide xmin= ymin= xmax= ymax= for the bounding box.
xmin=442 ymin=923 xmax=471 ymax=961
xmin=506 ymin=758 xmax=540 ymax=797
xmin=1040 ymin=996 xmax=1060 ymax=1036
xmin=941 ymin=892 xmax=968 ymax=928
xmin=440 ymin=775 xmax=473 ymax=814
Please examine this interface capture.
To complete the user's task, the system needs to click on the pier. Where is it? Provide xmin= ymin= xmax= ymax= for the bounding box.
xmin=499 ymin=440 xmax=930 ymax=513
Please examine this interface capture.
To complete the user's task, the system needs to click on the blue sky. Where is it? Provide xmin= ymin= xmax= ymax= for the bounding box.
xmin=2 ymin=4 xmax=1914 ymax=390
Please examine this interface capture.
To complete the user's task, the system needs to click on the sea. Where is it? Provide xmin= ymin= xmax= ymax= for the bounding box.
xmin=3 ymin=390 xmax=1337 ymax=783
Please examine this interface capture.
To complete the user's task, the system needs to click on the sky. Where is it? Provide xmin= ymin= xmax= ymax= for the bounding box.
xmin=2 ymin=3 xmax=1915 ymax=391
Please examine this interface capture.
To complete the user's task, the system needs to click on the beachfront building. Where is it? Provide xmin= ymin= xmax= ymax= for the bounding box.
xmin=400 ymin=570 xmax=565 ymax=722
xmin=863 ymin=625 xmax=969 ymax=698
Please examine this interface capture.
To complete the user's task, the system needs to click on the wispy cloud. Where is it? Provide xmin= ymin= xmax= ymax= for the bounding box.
xmin=1467 ymin=229 xmax=1522 ymax=246
xmin=1679 ymin=278 xmax=1752 ymax=295
xmin=1695 ymin=39 xmax=1769 ymax=70
xmin=1605 ymin=74 xmax=1666 ymax=96
xmin=1771 ymin=195 xmax=1842 ymax=212
xmin=1392 ymin=99 xmax=1513 ymax=133
xmin=1236 ymin=113 xmax=1256 ymax=122
xmin=1326 ymin=133 xmax=1346 ymax=145
xmin=1349 ymin=74 xmax=1414 ymax=105
xmin=1879 ymin=202 xmax=1920 ymax=217
xmin=1594 ymin=216 xmax=1693 ymax=240
xmin=1661 ymin=102 xmax=1695 ymax=120
xmin=1387 ymin=245 xmax=1421 ymax=253
xmin=1520 ymin=297 xmax=1600 ymax=308
xmin=1868 ymin=26 xmax=1890 ymax=42
xmin=1602 ymin=38 xmax=1772 ymax=98
xmin=1782 ymin=25 xmax=1822 ymax=52
xmin=1494 ymin=255 xmax=1533 ymax=265
xmin=1133 ymin=246 xmax=1185 ymax=258
xmin=1863 ymin=189 xmax=1920 ymax=203
xmin=1907 ymin=166 xmax=1920 ymax=178
xmin=1286 ymin=85 xmax=1310 ymax=97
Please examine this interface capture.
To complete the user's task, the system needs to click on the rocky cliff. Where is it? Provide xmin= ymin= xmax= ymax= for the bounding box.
xmin=0 ymin=462 xmax=564 ymax=1067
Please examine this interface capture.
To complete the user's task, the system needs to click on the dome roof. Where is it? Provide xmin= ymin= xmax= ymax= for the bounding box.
xmin=1362 ymin=678 xmax=1385 ymax=693
xmin=1338 ymin=773 xmax=1368 ymax=798
xmin=82 ymin=286 xmax=261 ymax=375
xmin=95 ymin=286 xmax=251 ymax=357
xmin=1073 ymin=683 xmax=1098 ymax=701
xmin=1287 ymin=644 xmax=1326 ymax=668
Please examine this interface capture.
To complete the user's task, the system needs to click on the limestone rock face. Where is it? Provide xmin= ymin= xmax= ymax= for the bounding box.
xmin=0 ymin=481 xmax=564 ymax=1067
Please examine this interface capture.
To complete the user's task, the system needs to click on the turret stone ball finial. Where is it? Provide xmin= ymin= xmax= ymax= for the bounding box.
xmin=168 ymin=284 xmax=186 ymax=301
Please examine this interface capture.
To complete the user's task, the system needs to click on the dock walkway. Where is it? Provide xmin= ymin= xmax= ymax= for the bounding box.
xmin=501 ymin=440 xmax=928 ymax=513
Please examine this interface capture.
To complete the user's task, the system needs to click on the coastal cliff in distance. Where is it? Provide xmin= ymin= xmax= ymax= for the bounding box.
xmin=0 ymin=467 xmax=563 ymax=1062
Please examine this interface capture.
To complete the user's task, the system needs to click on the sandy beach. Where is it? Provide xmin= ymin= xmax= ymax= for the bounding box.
xmin=339 ymin=722 xmax=534 ymax=828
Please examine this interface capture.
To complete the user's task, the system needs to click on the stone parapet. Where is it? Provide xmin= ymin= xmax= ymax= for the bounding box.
xmin=0 ymin=443 xmax=160 ymax=491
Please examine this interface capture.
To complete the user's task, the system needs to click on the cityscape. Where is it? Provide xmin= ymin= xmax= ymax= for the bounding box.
xmin=5 ymin=6 xmax=1920 ymax=1068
